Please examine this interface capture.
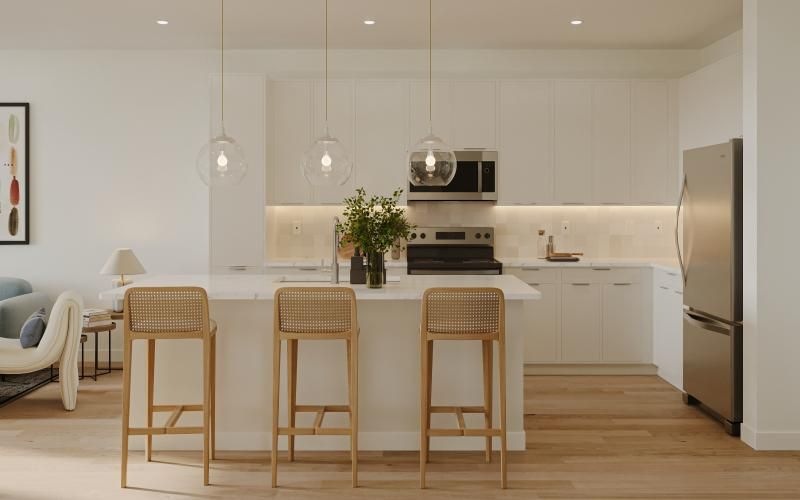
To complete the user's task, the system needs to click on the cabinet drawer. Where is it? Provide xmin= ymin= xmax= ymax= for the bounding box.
xmin=505 ymin=267 xmax=560 ymax=284
xmin=654 ymin=267 xmax=683 ymax=291
xmin=562 ymin=267 xmax=642 ymax=285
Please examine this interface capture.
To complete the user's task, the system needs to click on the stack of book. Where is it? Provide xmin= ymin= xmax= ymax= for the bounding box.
xmin=83 ymin=308 xmax=112 ymax=328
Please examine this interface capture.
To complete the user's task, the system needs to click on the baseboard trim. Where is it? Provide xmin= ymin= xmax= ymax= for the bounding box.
xmin=524 ymin=363 xmax=657 ymax=376
xmin=740 ymin=424 xmax=800 ymax=450
xmin=128 ymin=431 xmax=526 ymax=452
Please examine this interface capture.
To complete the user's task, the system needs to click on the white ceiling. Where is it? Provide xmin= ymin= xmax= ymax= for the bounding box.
xmin=0 ymin=0 xmax=742 ymax=50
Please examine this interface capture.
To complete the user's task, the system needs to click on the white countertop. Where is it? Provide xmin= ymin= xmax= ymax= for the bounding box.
xmin=500 ymin=257 xmax=680 ymax=273
xmin=99 ymin=274 xmax=541 ymax=302
xmin=265 ymin=259 xmax=407 ymax=269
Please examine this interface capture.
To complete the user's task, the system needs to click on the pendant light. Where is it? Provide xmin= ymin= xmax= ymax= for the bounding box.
xmin=302 ymin=0 xmax=352 ymax=186
xmin=196 ymin=0 xmax=247 ymax=186
xmin=408 ymin=0 xmax=457 ymax=187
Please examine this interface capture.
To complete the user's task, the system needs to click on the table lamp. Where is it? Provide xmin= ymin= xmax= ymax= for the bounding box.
xmin=100 ymin=248 xmax=146 ymax=312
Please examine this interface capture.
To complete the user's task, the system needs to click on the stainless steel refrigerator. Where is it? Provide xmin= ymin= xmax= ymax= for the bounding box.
xmin=677 ymin=138 xmax=743 ymax=436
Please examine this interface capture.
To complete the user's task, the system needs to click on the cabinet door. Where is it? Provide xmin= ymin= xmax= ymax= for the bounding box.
xmin=666 ymin=289 xmax=684 ymax=389
xmin=270 ymin=80 xmax=312 ymax=204
xmin=209 ymin=74 xmax=265 ymax=270
xmin=355 ymin=81 xmax=409 ymax=198
xmin=312 ymin=80 xmax=355 ymax=204
xmin=409 ymin=80 xmax=451 ymax=149
xmin=523 ymin=283 xmax=559 ymax=362
xmin=498 ymin=81 xmax=553 ymax=204
xmin=451 ymin=81 xmax=497 ymax=149
xmin=631 ymin=81 xmax=670 ymax=203
xmin=561 ymin=283 xmax=602 ymax=361
xmin=592 ymin=82 xmax=630 ymax=203
xmin=554 ymin=82 xmax=593 ymax=203
xmin=602 ymin=283 xmax=644 ymax=362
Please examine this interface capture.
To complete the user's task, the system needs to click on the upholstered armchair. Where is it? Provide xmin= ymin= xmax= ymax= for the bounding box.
xmin=0 ymin=278 xmax=83 ymax=410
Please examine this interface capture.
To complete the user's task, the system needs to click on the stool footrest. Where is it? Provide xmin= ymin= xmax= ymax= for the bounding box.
xmin=294 ymin=405 xmax=350 ymax=413
xmin=278 ymin=427 xmax=352 ymax=436
xmin=128 ymin=426 xmax=204 ymax=436
xmin=152 ymin=404 xmax=203 ymax=412
xmin=430 ymin=405 xmax=488 ymax=414
xmin=428 ymin=428 xmax=502 ymax=437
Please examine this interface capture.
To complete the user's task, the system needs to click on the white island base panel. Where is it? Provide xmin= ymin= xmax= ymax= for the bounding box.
xmin=107 ymin=275 xmax=538 ymax=452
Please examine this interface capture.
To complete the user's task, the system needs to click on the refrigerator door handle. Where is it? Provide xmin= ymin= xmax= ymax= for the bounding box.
xmin=684 ymin=311 xmax=731 ymax=336
xmin=675 ymin=175 xmax=688 ymax=286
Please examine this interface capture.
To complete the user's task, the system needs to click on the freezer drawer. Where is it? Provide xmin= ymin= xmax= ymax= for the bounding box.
xmin=683 ymin=310 xmax=742 ymax=423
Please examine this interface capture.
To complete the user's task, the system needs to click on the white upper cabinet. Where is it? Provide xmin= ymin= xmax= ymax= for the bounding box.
xmin=409 ymin=80 xmax=451 ymax=149
xmin=498 ymin=81 xmax=553 ymax=205
xmin=355 ymin=81 xmax=409 ymax=199
xmin=592 ymin=82 xmax=631 ymax=203
xmin=451 ymin=81 xmax=497 ymax=149
xmin=269 ymin=80 xmax=312 ymax=204
xmin=312 ymin=80 xmax=355 ymax=204
xmin=631 ymin=81 xmax=670 ymax=204
xmin=209 ymin=74 xmax=266 ymax=270
xmin=553 ymin=82 xmax=593 ymax=203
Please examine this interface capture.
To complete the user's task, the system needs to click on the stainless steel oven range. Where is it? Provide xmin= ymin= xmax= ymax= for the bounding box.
xmin=406 ymin=227 xmax=502 ymax=275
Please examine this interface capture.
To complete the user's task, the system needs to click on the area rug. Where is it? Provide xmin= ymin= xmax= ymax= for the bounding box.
xmin=0 ymin=369 xmax=53 ymax=408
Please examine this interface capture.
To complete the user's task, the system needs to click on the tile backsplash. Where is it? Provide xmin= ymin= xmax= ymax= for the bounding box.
xmin=265 ymin=204 xmax=677 ymax=261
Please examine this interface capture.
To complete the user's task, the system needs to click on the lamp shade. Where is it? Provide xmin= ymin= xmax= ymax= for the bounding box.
xmin=100 ymin=248 xmax=146 ymax=276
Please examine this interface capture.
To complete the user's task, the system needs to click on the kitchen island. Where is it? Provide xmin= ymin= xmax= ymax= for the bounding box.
xmin=100 ymin=274 xmax=540 ymax=452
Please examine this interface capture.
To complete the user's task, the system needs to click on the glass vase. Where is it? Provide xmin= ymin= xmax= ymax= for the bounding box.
xmin=366 ymin=251 xmax=385 ymax=289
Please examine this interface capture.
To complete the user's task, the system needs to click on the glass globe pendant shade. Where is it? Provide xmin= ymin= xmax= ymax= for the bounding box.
xmin=196 ymin=134 xmax=248 ymax=186
xmin=407 ymin=131 xmax=458 ymax=187
xmin=302 ymin=132 xmax=352 ymax=186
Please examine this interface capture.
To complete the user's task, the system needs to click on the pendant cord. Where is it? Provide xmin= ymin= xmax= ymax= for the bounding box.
xmin=428 ymin=0 xmax=432 ymax=126
xmin=325 ymin=0 xmax=329 ymax=128
xmin=220 ymin=0 xmax=225 ymax=132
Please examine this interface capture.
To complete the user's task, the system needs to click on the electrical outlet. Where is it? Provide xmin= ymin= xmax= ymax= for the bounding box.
xmin=560 ymin=220 xmax=570 ymax=235
xmin=292 ymin=220 xmax=302 ymax=236
xmin=655 ymin=220 xmax=663 ymax=232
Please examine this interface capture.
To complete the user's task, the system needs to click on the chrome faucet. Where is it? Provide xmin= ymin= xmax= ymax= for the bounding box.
xmin=331 ymin=216 xmax=340 ymax=284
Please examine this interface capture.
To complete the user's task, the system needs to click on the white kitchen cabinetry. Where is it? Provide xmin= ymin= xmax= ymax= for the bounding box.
xmin=561 ymin=282 xmax=603 ymax=361
xmin=209 ymin=74 xmax=266 ymax=272
xmin=498 ymin=81 xmax=553 ymax=204
xmin=592 ymin=82 xmax=631 ymax=203
xmin=451 ymin=81 xmax=497 ymax=149
xmin=653 ymin=267 xmax=684 ymax=389
xmin=312 ymin=80 xmax=355 ymax=204
xmin=409 ymin=80 xmax=451 ymax=149
xmin=355 ymin=81 xmax=409 ymax=198
xmin=269 ymin=80 xmax=313 ymax=204
xmin=553 ymin=82 xmax=593 ymax=203
xmin=631 ymin=81 xmax=671 ymax=203
xmin=505 ymin=267 xmax=560 ymax=363
xmin=603 ymin=282 xmax=644 ymax=361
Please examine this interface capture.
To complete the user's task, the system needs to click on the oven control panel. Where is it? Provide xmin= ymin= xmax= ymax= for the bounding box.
xmin=408 ymin=227 xmax=494 ymax=245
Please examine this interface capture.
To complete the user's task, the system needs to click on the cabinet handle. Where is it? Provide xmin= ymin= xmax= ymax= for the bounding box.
xmin=298 ymin=266 xmax=320 ymax=271
xmin=521 ymin=267 xmax=541 ymax=271
xmin=674 ymin=291 xmax=683 ymax=295
xmin=562 ymin=202 xmax=585 ymax=206
xmin=528 ymin=283 xmax=541 ymax=286
xmin=666 ymin=272 xmax=679 ymax=277
xmin=571 ymin=283 xmax=591 ymax=286
xmin=228 ymin=266 xmax=248 ymax=271
xmin=613 ymin=283 xmax=632 ymax=286
xmin=592 ymin=268 xmax=611 ymax=271
xmin=659 ymin=286 xmax=670 ymax=290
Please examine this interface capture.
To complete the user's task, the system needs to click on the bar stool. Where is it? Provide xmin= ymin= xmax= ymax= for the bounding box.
xmin=120 ymin=287 xmax=217 ymax=487
xmin=419 ymin=287 xmax=507 ymax=489
xmin=271 ymin=287 xmax=359 ymax=488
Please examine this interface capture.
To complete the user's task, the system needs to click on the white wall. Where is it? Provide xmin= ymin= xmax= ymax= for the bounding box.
xmin=742 ymin=0 xmax=800 ymax=450
xmin=0 ymin=51 xmax=213 ymax=316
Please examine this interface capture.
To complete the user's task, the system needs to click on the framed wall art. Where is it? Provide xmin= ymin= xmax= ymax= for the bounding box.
xmin=1 ymin=103 xmax=29 ymax=244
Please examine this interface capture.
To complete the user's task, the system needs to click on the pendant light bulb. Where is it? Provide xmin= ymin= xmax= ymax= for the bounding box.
xmin=196 ymin=0 xmax=247 ymax=186
xmin=321 ymin=151 xmax=333 ymax=169
xmin=407 ymin=0 xmax=457 ymax=187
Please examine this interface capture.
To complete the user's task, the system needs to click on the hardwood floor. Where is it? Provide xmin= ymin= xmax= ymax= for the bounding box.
xmin=2 ymin=372 xmax=799 ymax=499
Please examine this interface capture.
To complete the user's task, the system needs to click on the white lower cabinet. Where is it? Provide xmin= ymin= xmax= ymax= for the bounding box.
xmin=653 ymin=268 xmax=684 ymax=389
xmin=562 ymin=283 xmax=603 ymax=362
xmin=602 ymin=283 xmax=644 ymax=362
xmin=523 ymin=283 xmax=559 ymax=362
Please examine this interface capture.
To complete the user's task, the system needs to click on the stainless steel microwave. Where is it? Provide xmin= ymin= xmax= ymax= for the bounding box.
xmin=407 ymin=151 xmax=497 ymax=202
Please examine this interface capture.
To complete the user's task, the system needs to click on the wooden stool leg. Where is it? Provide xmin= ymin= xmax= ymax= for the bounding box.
xmin=271 ymin=335 xmax=281 ymax=488
xmin=350 ymin=334 xmax=359 ymax=487
xmin=426 ymin=340 xmax=433 ymax=463
xmin=210 ymin=335 xmax=217 ymax=460
xmin=287 ymin=339 xmax=298 ymax=462
xmin=419 ymin=337 xmax=429 ymax=489
xmin=203 ymin=337 xmax=212 ymax=486
xmin=482 ymin=339 xmax=493 ymax=463
xmin=145 ymin=339 xmax=155 ymax=462
xmin=498 ymin=338 xmax=508 ymax=489
xmin=120 ymin=338 xmax=133 ymax=488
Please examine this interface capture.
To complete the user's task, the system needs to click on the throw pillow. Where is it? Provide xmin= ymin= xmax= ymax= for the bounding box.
xmin=19 ymin=308 xmax=47 ymax=348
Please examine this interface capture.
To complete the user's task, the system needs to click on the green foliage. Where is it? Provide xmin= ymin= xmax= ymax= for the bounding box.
xmin=337 ymin=188 xmax=414 ymax=255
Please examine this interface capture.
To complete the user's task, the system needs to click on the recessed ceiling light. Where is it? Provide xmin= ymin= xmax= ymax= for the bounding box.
xmin=363 ymin=19 xmax=376 ymax=25
xmin=570 ymin=19 xmax=583 ymax=25
xmin=157 ymin=20 xmax=169 ymax=25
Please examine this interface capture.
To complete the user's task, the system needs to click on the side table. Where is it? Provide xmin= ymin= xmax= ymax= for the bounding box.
xmin=81 ymin=321 xmax=117 ymax=381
